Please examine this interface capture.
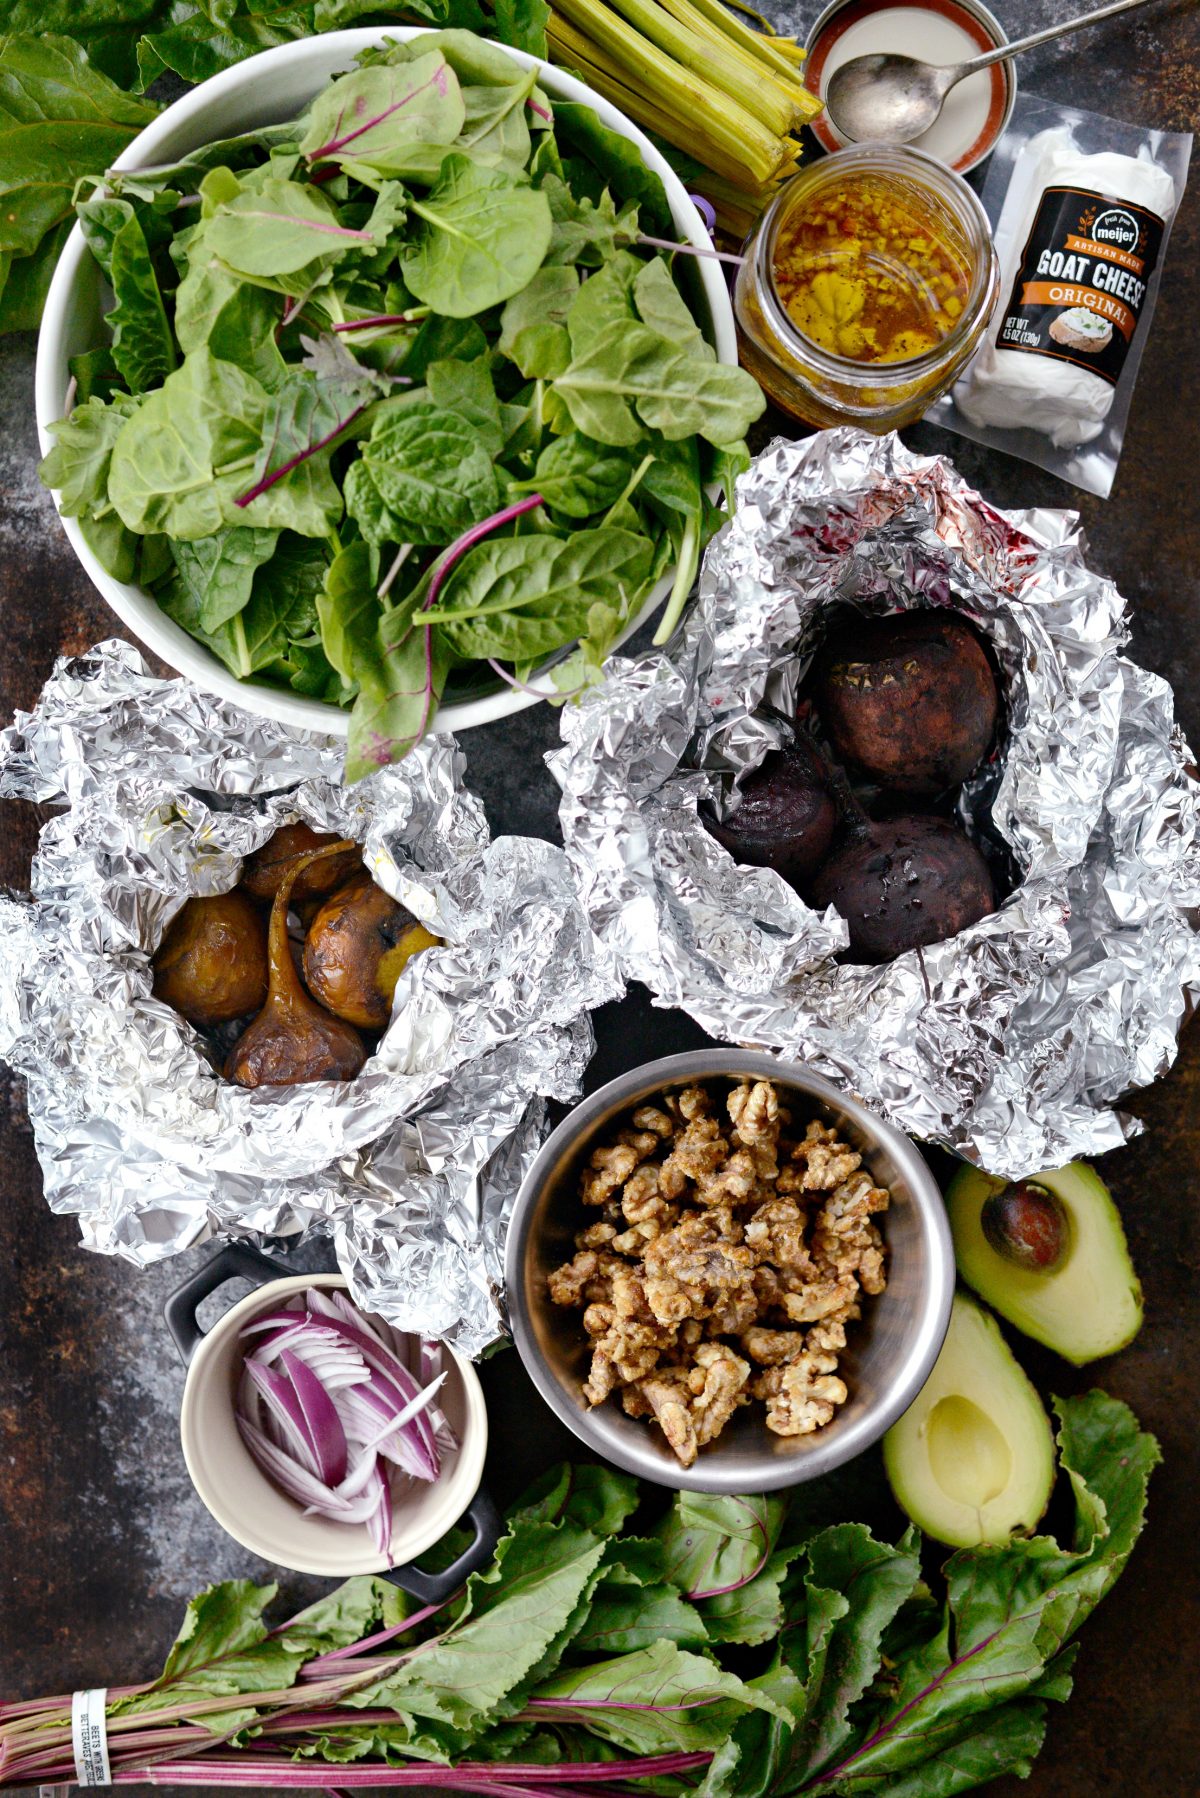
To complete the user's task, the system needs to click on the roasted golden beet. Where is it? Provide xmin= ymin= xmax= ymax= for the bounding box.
xmin=809 ymin=813 xmax=995 ymax=963
xmin=701 ymin=735 xmax=838 ymax=889
xmin=241 ymin=823 xmax=362 ymax=901
xmin=813 ymin=612 xmax=999 ymax=797
xmin=225 ymin=843 xmax=367 ymax=1087
xmin=303 ymin=875 xmax=441 ymax=1030
xmin=153 ymin=891 xmax=268 ymax=1026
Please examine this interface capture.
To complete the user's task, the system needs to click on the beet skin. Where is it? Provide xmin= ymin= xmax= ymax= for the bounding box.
xmin=703 ymin=736 xmax=838 ymax=890
xmin=814 ymin=611 xmax=999 ymax=797
xmin=809 ymin=813 xmax=996 ymax=963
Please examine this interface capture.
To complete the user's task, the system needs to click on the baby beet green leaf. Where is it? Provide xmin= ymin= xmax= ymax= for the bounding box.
xmin=299 ymin=52 xmax=465 ymax=167
xmin=105 ymin=207 xmax=177 ymax=395
xmin=402 ymin=154 xmax=553 ymax=317
xmin=510 ymin=1460 xmax=640 ymax=1535
xmin=345 ymin=601 xmax=449 ymax=784
xmin=657 ymin=1492 xmax=788 ymax=1600
xmin=356 ymin=1519 xmax=608 ymax=1729
xmin=528 ymin=1639 xmax=792 ymax=1756
xmin=207 ymin=176 xmax=374 ymax=278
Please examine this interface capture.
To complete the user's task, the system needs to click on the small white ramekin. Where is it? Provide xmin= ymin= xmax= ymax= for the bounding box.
xmin=166 ymin=1248 xmax=493 ymax=1587
xmin=36 ymin=29 xmax=736 ymax=740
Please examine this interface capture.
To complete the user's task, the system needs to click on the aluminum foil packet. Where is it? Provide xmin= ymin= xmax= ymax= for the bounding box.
xmin=0 ymin=641 xmax=621 ymax=1353
xmin=550 ymin=430 xmax=1200 ymax=1174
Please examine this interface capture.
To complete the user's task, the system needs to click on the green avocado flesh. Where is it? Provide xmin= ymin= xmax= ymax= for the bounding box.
xmin=947 ymin=1161 xmax=1143 ymax=1365
xmin=884 ymin=1294 xmax=1055 ymax=1548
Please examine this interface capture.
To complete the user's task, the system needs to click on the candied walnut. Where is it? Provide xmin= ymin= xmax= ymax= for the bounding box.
xmin=758 ymin=1351 xmax=849 ymax=1436
xmin=688 ymin=1342 xmax=751 ymax=1444
xmin=553 ymin=1075 xmax=889 ymax=1468
xmin=635 ymin=1369 xmax=699 ymax=1467
xmin=641 ymin=1213 xmax=755 ymax=1326
xmin=811 ymin=1170 xmax=890 ymax=1292
xmin=745 ymin=1198 xmax=816 ymax=1285
xmin=659 ymin=1116 xmax=728 ymax=1199
xmin=621 ymin=1163 xmax=674 ymax=1228
xmin=631 ymin=1105 xmax=675 ymax=1138
xmin=547 ymin=1249 xmax=618 ymax=1308
xmin=780 ymin=1274 xmax=859 ymax=1323
xmin=739 ymin=1325 xmax=807 ymax=1366
xmin=576 ymin=1220 xmax=618 ymax=1250
xmin=581 ymin=1141 xmax=643 ymax=1206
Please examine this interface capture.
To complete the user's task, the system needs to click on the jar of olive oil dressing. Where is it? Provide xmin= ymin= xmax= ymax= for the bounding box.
xmin=735 ymin=144 xmax=999 ymax=430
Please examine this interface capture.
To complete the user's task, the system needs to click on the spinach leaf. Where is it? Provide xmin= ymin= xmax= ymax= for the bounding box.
xmin=297 ymin=52 xmax=464 ymax=168
xmin=552 ymin=99 xmax=674 ymax=236
xmin=542 ymin=176 xmax=639 ymax=267
xmin=524 ymin=431 xmax=636 ymax=519
xmin=490 ymin=0 xmax=550 ymax=55
xmin=424 ymin=526 xmax=654 ymax=661
xmin=498 ymin=264 xmax=578 ymax=379
xmin=634 ymin=256 xmax=714 ymax=361
xmin=135 ymin=6 xmax=315 ymax=91
xmin=106 ymin=206 xmax=177 ymax=394
xmin=555 ymin=323 xmax=766 ymax=447
xmin=170 ymin=527 xmax=281 ymax=633
xmin=426 ymin=356 xmax=504 ymax=456
xmin=40 ymin=392 xmax=140 ymax=518
xmin=400 ymin=312 xmax=490 ymax=379
xmin=108 ymin=348 xmax=266 ymax=539
xmin=317 ymin=540 xmax=381 ymax=688
xmin=0 ymin=34 xmax=157 ymax=298
xmin=160 ymin=532 xmax=323 ymax=679
xmin=357 ymin=400 xmax=499 ymax=542
xmin=565 ymin=250 xmax=641 ymax=353
xmin=401 ymin=154 xmax=552 ymax=317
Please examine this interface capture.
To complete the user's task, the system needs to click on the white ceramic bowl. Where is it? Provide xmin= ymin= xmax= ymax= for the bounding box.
xmin=177 ymin=1270 xmax=488 ymax=1578
xmin=35 ymin=30 xmax=737 ymax=738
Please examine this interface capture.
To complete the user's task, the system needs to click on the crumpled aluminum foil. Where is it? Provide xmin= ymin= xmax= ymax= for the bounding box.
xmin=550 ymin=430 xmax=1200 ymax=1175
xmin=0 ymin=641 xmax=621 ymax=1353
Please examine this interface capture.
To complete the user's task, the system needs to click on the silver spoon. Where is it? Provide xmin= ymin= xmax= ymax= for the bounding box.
xmin=825 ymin=0 xmax=1159 ymax=145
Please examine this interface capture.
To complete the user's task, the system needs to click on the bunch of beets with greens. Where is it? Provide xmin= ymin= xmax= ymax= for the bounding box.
xmin=37 ymin=29 xmax=764 ymax=778
xmin=0 ymin=1391 xmax=1159 ymax=1793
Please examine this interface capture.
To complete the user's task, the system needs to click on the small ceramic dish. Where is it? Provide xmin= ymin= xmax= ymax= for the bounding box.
xmin=506 ymin=1050 xmax=955 ymax=1493
xmin=803 ymin=0 xmax=1016 ymax=173
xmin=165 ymin=1243 xmax=496 ymax=1596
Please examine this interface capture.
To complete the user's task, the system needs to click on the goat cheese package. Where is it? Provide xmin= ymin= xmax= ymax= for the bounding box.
xmin=931 ymin=95 xmax=1190 ymax=497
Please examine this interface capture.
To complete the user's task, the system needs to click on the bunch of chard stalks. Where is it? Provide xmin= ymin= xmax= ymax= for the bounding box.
xmin=544 ymin=0 xmax=822 ymax=233
xmin=0 ymin=1597 xmax=710 ymax=1793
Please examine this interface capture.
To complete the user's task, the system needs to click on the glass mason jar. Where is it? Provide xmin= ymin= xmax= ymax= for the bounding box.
xmin=735 ymin=143 xmax=999 ymax=432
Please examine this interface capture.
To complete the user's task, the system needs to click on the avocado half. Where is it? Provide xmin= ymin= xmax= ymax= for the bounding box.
xmin=884 ymin=1294 xmax=1056 ymax=1549
xmin=947 ymin=1162 xmax=1143 ymax=1365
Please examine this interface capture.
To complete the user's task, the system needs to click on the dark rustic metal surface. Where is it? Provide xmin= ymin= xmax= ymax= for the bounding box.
xmin=1 ymin=6 xmax=1198 ymax=1794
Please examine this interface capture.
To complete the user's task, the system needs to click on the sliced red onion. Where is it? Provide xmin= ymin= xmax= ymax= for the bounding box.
xmin=235 ymin=1288 xmax=449 ymax=1552
xmin=421 ymin=1340 xmax=460 ymax=1452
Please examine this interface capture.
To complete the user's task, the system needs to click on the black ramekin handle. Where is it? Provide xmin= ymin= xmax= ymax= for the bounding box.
xmin=382 ymin=1487 xmax=502 ymax=1605
xmin=164 ymin=1241 xmax=292 ymax=1366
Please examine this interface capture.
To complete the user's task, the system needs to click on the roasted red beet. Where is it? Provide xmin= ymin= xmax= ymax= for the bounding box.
xmin=813 ymin=611 xmax=999 ymax=798
xmin=702 ymin=735 xmax=838 ymax=889
xmin=808 ymin=813 xmax=995 ymax=963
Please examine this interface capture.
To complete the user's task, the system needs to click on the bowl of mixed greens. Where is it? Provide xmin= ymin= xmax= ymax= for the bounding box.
xmin=35 ymin=28 xmax=763 ymax=778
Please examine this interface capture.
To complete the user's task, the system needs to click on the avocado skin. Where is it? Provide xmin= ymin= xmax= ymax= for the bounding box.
xmin=884 ymin=1293 xmax=1056 ymax=1548
xmin=947 ymin=1161 xmax=1143 ymax=1367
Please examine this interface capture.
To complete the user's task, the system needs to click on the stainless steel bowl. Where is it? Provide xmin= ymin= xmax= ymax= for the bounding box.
xmin=506 ymin=1050 xmax=954 ymax=1492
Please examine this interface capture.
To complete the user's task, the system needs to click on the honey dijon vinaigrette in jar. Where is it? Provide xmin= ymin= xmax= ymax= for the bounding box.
xmin=735 ymin=144 xmax=999 ymax=430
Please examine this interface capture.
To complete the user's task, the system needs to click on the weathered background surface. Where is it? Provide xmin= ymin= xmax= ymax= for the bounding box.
xmin=1 ymin=3 xmax=1197 ymax=1793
